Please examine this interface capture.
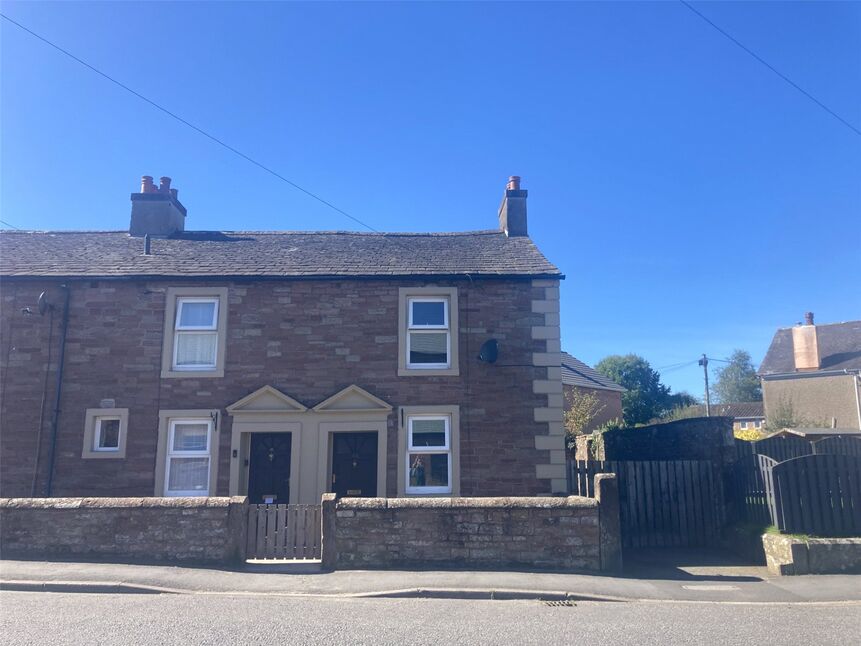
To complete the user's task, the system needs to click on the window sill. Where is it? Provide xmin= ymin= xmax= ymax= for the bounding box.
xmin=161 ymin=368 xmax=225 ymax=379
xmin=81 ymin=452 xmax=126 ymax=460
xmin=398 ymin=367 xmax=459 ymax=377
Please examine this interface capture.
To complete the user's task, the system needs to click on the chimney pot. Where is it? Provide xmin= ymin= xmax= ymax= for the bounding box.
xmin=141 ymin=176 xmax=155 ymax=193
xmin=159 ymin=177 xmax=172 ymax=193
xmin=804 ymin=311 xmax=814 ymax=326
xmin=507 ymin=175 xmax=521 ymax=191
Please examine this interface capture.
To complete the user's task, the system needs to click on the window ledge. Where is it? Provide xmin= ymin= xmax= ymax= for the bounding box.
xmin=161 ymin=368 xmax=225 ymax=379
xmin=398 ymin=367 xmax=459 ymax=377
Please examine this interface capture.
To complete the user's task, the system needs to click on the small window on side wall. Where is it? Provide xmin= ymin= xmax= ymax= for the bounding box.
xmin=94 ymin=418 xmax=121 ymax=451
xmin=82 ymin=408 xmax=129 ymax=459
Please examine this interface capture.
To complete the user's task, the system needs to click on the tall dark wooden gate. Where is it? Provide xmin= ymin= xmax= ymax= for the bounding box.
xmin=569 ymin=460 xmax=725 ymax=547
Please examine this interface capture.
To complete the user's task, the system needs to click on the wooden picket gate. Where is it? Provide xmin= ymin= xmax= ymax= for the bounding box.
xmin=246 ymin=504 xmax=322 ymax=560
xmin=569 ymin=460 xmax=725 ymax=547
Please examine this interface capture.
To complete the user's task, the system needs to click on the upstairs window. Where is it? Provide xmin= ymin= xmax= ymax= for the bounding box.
xmin=407 ymin=298 xmax=450 ymax=368
xmin=398 ymin=287 xmax=459 ymax=376
xmin=161 ymin=287 xmax=228 ymax=379
xmin=173 ymin=298 xmax=219 ymax=370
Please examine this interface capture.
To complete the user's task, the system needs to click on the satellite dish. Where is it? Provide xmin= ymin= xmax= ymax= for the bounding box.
xmin=37 ymin=291 xmax=50 ymax=316
xmin=478 ymin=339 xmax=499 ymax=364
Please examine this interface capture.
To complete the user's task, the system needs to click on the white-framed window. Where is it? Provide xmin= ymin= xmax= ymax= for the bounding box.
xmin=740 ymin=421 xmax=749 ymax=430
xmin=93 ymin=417 xmax=121 ymax=452
xmin=405 ymin=415 xmax=452 ymax=494
xmin=82 ymin=408 xmax=129 ymax=459
xmin=172 ymin=297 xmax=219 ymax=371
xmin=754 ymin=420 xmax=762 ymax=429
xmin=406 ymin=298 xmax=450 ymax=369
xmin=164 ymin=418 xmax=213 ymax=497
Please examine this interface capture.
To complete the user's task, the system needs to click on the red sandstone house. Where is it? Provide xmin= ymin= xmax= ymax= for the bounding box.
xmin=0 ymin=176 xmax=566 ymax=505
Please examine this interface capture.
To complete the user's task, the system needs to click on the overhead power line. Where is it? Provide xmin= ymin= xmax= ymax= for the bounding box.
xmin=0 ymin=13 xmax=389 ymax=234
xmin=679 ymin=1 xmax=861 ymax=136
xmin=0 ymin=219 xmax=23 ymax=231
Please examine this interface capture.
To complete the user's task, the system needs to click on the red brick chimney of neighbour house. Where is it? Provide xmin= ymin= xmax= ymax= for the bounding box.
xmin=129 ymin=175 xmax=187 ymax=237
xmin=792 ymin=311 xmax=820 ymax=371
xmin=498 ymin=175 xmax=528 ymax=236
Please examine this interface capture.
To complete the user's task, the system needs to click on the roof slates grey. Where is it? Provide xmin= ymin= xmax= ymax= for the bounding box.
xmin=0 ymin=230 xmax=562 ymax=278
xmin=561 ymin=352 xmax=626 ymax=392
xmin=759 ymin=321 xmax=861 ymax=375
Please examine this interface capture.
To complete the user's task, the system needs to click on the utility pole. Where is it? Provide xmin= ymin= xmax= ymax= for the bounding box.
xmin=698 ymin=354 xmax=710 ymax=416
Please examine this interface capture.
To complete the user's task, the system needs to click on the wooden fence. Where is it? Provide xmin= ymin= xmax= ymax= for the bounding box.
xmin=812 ymin=436 xmax=861 ymax=456
xmin=246 ymin=503 xmax=322 ymax=560
xmin=568 ymin=460 xmax=724 ymax=547
xmin=727 ymin=454 xmax=778 ymax=525
xmin=735 ymin=435 xmax=812 ymax=462
xmin=770 ymin=455 xmax=861 ymax=537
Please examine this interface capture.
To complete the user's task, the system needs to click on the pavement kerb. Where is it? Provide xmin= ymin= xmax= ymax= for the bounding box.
xmin=4 ymin=579 xmax=861 ymax=605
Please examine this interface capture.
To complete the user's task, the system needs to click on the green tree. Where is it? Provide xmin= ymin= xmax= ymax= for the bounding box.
xmin=563 ymin=388 xmax=606 ymax=449
xmin=711 ymin=350 xmax=762 ymax=403
xmin=594 ymin=354 xmax=683 ymax=426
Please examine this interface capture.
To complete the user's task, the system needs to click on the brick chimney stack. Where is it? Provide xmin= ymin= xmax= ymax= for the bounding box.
xmin=129 ymin=175 xmax=187 ymax=237
xmin=498 ymin=175 xmax=528 ymax=237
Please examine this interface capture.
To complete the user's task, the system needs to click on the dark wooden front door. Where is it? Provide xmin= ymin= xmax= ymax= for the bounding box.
xmin=332 ymin=432 xmax=378 ymax=498
xmin=248 ymin=433 xmax=292 ymax=504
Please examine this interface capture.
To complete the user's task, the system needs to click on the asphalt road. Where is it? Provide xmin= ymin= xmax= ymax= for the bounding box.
xmin=1 ymin=592 xmax=859 ymax=645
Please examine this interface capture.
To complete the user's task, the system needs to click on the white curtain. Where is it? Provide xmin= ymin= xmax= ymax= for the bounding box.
xmin=175 ymin=332 xmax=217 ymax=367
xmin=167 ymin=458 xmax=209 ymax=492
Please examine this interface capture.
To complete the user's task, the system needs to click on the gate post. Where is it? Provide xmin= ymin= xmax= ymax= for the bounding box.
xmin=320 ymin=493 xmax=338 ymax=570
xmin=595 ymin=473 xmax=622 ymax=571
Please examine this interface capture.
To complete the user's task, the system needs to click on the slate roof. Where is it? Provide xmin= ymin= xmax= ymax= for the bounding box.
xmin=0 ymin=230 xmax=562 ymax=279
xmin=688 ymin=402 xmax=764 ymax=419
xmin=759 ymin=320 xmax=861 ymax=375
xmin=561 ymin=352 xmax=626 ymax=392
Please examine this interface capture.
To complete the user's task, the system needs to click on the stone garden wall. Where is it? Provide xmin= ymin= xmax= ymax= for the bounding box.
xmin=0 ymin=497 xmax=247 ymax=565
xmin=322 ymin=482 xmax=621 ymax=571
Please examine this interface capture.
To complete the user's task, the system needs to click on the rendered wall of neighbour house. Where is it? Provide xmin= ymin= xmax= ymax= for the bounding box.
xmin=0 ymin=277 xmax=565 ymax=498
xmin=563 ymin=384 xmax=623 ymax=432
xmin=762 ymin=374 xmax=861 ymax=430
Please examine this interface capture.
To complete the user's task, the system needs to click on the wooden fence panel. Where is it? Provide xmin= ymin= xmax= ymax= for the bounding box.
xmin=812 ymin=436 xmax=861 ymax=457
xmin=772 ymin=455 xmax=861 ymax=536
xmin=246 ymin=504 xmax=322 ymax=560
xmin=568 ymin=459 xmax=724 ymax=547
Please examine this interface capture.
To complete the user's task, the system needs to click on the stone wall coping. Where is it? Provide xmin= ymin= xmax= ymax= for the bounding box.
xmin=335 ymin=496 xmax=598 ymax=510
xmin=763 ymin=534 xmax=861 ymax=546
xmin=0 ymin=497 xmax=247 ymax=510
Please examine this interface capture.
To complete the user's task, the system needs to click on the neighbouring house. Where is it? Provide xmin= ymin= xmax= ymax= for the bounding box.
xmin=0 ymin=175 xmax=567 ymax=503
xmin=561 ymin=352 xmax=625 ymax=432
xmin=686 ymin=402 xmax=765 ymax=433
xmin=759 ymin=313 xmax=861 ymax=430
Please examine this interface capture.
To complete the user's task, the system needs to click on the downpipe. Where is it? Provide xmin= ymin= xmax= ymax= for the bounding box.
xmin=44 ymin=284 xmax=70 ymax=497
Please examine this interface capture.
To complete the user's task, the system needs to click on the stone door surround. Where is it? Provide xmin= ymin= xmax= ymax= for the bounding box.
xmin=227 ymin=385 xmax=391 ymax=504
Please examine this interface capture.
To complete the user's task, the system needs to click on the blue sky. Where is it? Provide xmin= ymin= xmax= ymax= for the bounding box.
xmin=2 ymin=1 xmax=859 ymax=397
